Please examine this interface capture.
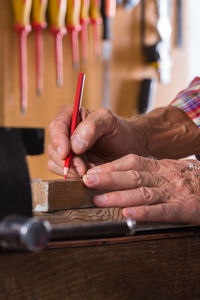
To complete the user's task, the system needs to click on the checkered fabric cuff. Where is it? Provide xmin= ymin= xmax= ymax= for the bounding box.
xmin=170 ymin=77 xmax=200 ymax=127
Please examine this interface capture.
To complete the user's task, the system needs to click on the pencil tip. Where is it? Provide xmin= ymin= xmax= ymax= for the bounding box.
xmin=64 ymin=167 xmax=69 ymax=180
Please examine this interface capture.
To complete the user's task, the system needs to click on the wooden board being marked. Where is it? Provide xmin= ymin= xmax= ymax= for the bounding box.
xmin=31 ymin=179 xmax=104 ymax=212
xmin=35 ymin=207 xmax=124 ymax=224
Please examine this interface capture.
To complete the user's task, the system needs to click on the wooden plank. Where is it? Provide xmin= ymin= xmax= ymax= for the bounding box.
xmin=1 ymin=232 xmax=200 ymax=299
xmin=35 ymin=207 xmax=124 ymax=223
xmin=31 ymin=179 xmax=105 ymax=212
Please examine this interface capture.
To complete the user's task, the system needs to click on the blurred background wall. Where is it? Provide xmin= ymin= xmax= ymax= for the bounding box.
xmin=0 ymin=0 xmax=199 ymax=180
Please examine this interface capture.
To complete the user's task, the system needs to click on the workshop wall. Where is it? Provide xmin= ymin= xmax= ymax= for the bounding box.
xmin=0 ymin=0 xmax=189 ymax=180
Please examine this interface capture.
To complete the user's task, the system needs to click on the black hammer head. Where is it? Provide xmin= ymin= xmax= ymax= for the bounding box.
xmin=0 ymin=128 xmax=44 ymax=220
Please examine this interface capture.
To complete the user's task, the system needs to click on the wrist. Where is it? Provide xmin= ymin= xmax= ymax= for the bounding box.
xmin=126 ymin=114 xmax=151 ymax=157
xmin=129 ymin=106 xmax=200 ymax=159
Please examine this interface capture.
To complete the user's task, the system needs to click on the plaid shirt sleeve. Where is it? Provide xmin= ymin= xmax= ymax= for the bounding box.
xmin=170 ymin=77 xmax=200 ymax=127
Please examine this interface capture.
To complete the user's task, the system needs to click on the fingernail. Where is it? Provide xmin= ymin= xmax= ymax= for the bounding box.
xmin=71 ymin=136 xmax=87 ymax=151
xmin=85 ymin=174 xmax=98 ymax=184
xmin=87 ymin=167 xmax=100 ymax=174
xmin=123 ymin=208 xmax=135 ymax=219
xmin=57 ymin=147 xmax=62 ymax=157
xmin=94 ymin=194 xmax=107 ymax=205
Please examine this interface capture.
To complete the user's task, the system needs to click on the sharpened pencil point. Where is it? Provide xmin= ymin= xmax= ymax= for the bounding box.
xmin=64 ymin=167 xmax=69 ymax=180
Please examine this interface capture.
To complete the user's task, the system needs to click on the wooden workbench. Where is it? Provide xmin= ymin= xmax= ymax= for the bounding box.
xmin=1 ymin=213 xmax=200 ymax=300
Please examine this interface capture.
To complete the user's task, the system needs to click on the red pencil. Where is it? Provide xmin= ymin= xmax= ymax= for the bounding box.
xmin=64 ymin=73 xmax=86 ymax=180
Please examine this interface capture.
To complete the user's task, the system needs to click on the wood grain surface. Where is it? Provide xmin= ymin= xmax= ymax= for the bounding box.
xmin=1 ymin=231 xmax=200 ymax=300
xmin=31 ymin=179 xmax=106 ymax=212
xmin=35 ymin=207 xmax=124 ymax=224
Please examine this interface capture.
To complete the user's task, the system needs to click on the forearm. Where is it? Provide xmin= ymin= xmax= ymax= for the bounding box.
xmin=129 ymin=105 xmax=200 ymax=159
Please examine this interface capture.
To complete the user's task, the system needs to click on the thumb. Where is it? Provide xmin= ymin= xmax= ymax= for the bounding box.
xmin=71 ymin=108 xmax=115 ymax=154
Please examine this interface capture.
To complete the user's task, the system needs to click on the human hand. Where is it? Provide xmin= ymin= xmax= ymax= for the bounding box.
xmin=48 ymin=106 xmax=142 ymax=177
xmin=83 ymin=154 xmax=200 ymax=224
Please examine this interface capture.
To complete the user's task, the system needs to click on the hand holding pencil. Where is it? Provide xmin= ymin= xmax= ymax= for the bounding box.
xmin=64 ymin=73 xmax=86 ymax=179
xmin=48 ymin=81 xmax=138 ymax=178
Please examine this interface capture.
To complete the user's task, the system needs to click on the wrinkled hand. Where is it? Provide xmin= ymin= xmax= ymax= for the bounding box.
xmin=83 ymin=154 xmax=200 ymax=224
xmin=48 ymin=106 xmax=140 ymax=177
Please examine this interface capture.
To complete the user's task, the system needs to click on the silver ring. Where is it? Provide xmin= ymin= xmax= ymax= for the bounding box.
xmin=187 ymin=162 xmax=200 ymax=171
xmin=188 ymin=163 xmax=194 ymax=171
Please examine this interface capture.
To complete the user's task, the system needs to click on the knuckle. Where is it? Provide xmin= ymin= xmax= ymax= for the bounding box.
xmin=160 ymin=204 xmax=171 ymax=217
xmin=114 ymin=191 xmax=124 ymax=204
xmin=127 ymin=170 xmax=142 ymax=185
xmin=177 ymin=177 xmax=190 ymax=189
xmin=98 ymin=107 xmax=113 ymax=117
xmin=152 ymin=159 xmax=161 ymax=172
xmin=140 ymin=206 xmax=151 ymax=219
xmin=139 ymin=187 xmax=154 ymax=202
xmin=51 ymin=135 xmax=59 ymax=148
xmin=126 ymin=153 xmax=138 ymax=164
xmin=161 ymin=158 xmax=171 ymax=165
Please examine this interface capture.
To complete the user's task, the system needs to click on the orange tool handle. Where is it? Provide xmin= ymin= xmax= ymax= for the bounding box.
xmin=12 ymin=0 xmax=32 ymax=113
xmin=12 ymin=0 xmax=32 ymax=31
xmin=89 ymin=0 xmax=102 ymax=24
xmin=32 ymin=0 xmax=48 ymax=29
xmin=80 ymin=0 xmax=90 ymax=24
xmin=48 ymin=0 xmax=67 ymax=34
xmin=66 ymin=0 xmax=82 ymax=32
xmin=80 ymin=0 xmax=90 ymax=62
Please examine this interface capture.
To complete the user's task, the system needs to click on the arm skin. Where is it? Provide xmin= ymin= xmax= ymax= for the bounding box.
xmin=129 ymin=105 xmax=200 ymax=159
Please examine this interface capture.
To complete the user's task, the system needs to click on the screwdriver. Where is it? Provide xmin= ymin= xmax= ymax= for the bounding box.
xmin=66 ymin=0 xmax=82 ymax=69
xmin=11 ymin=0 xmax=32 ymax=114
xmin=80 ymin=0 xmax=90 ymax=63
xmin=32 ymin=0 xmax=48 ymax=95
xmin=89 ymin=0 xmax=102 ymax=58
xmin=48 ymin=0 xmax=67 ymax=86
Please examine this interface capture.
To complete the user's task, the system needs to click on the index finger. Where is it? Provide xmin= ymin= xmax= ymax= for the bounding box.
xmin=48 ymin=105 xmax=72 ymax=159
xmin=87 ymin=154 xmax=160 ymax=173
